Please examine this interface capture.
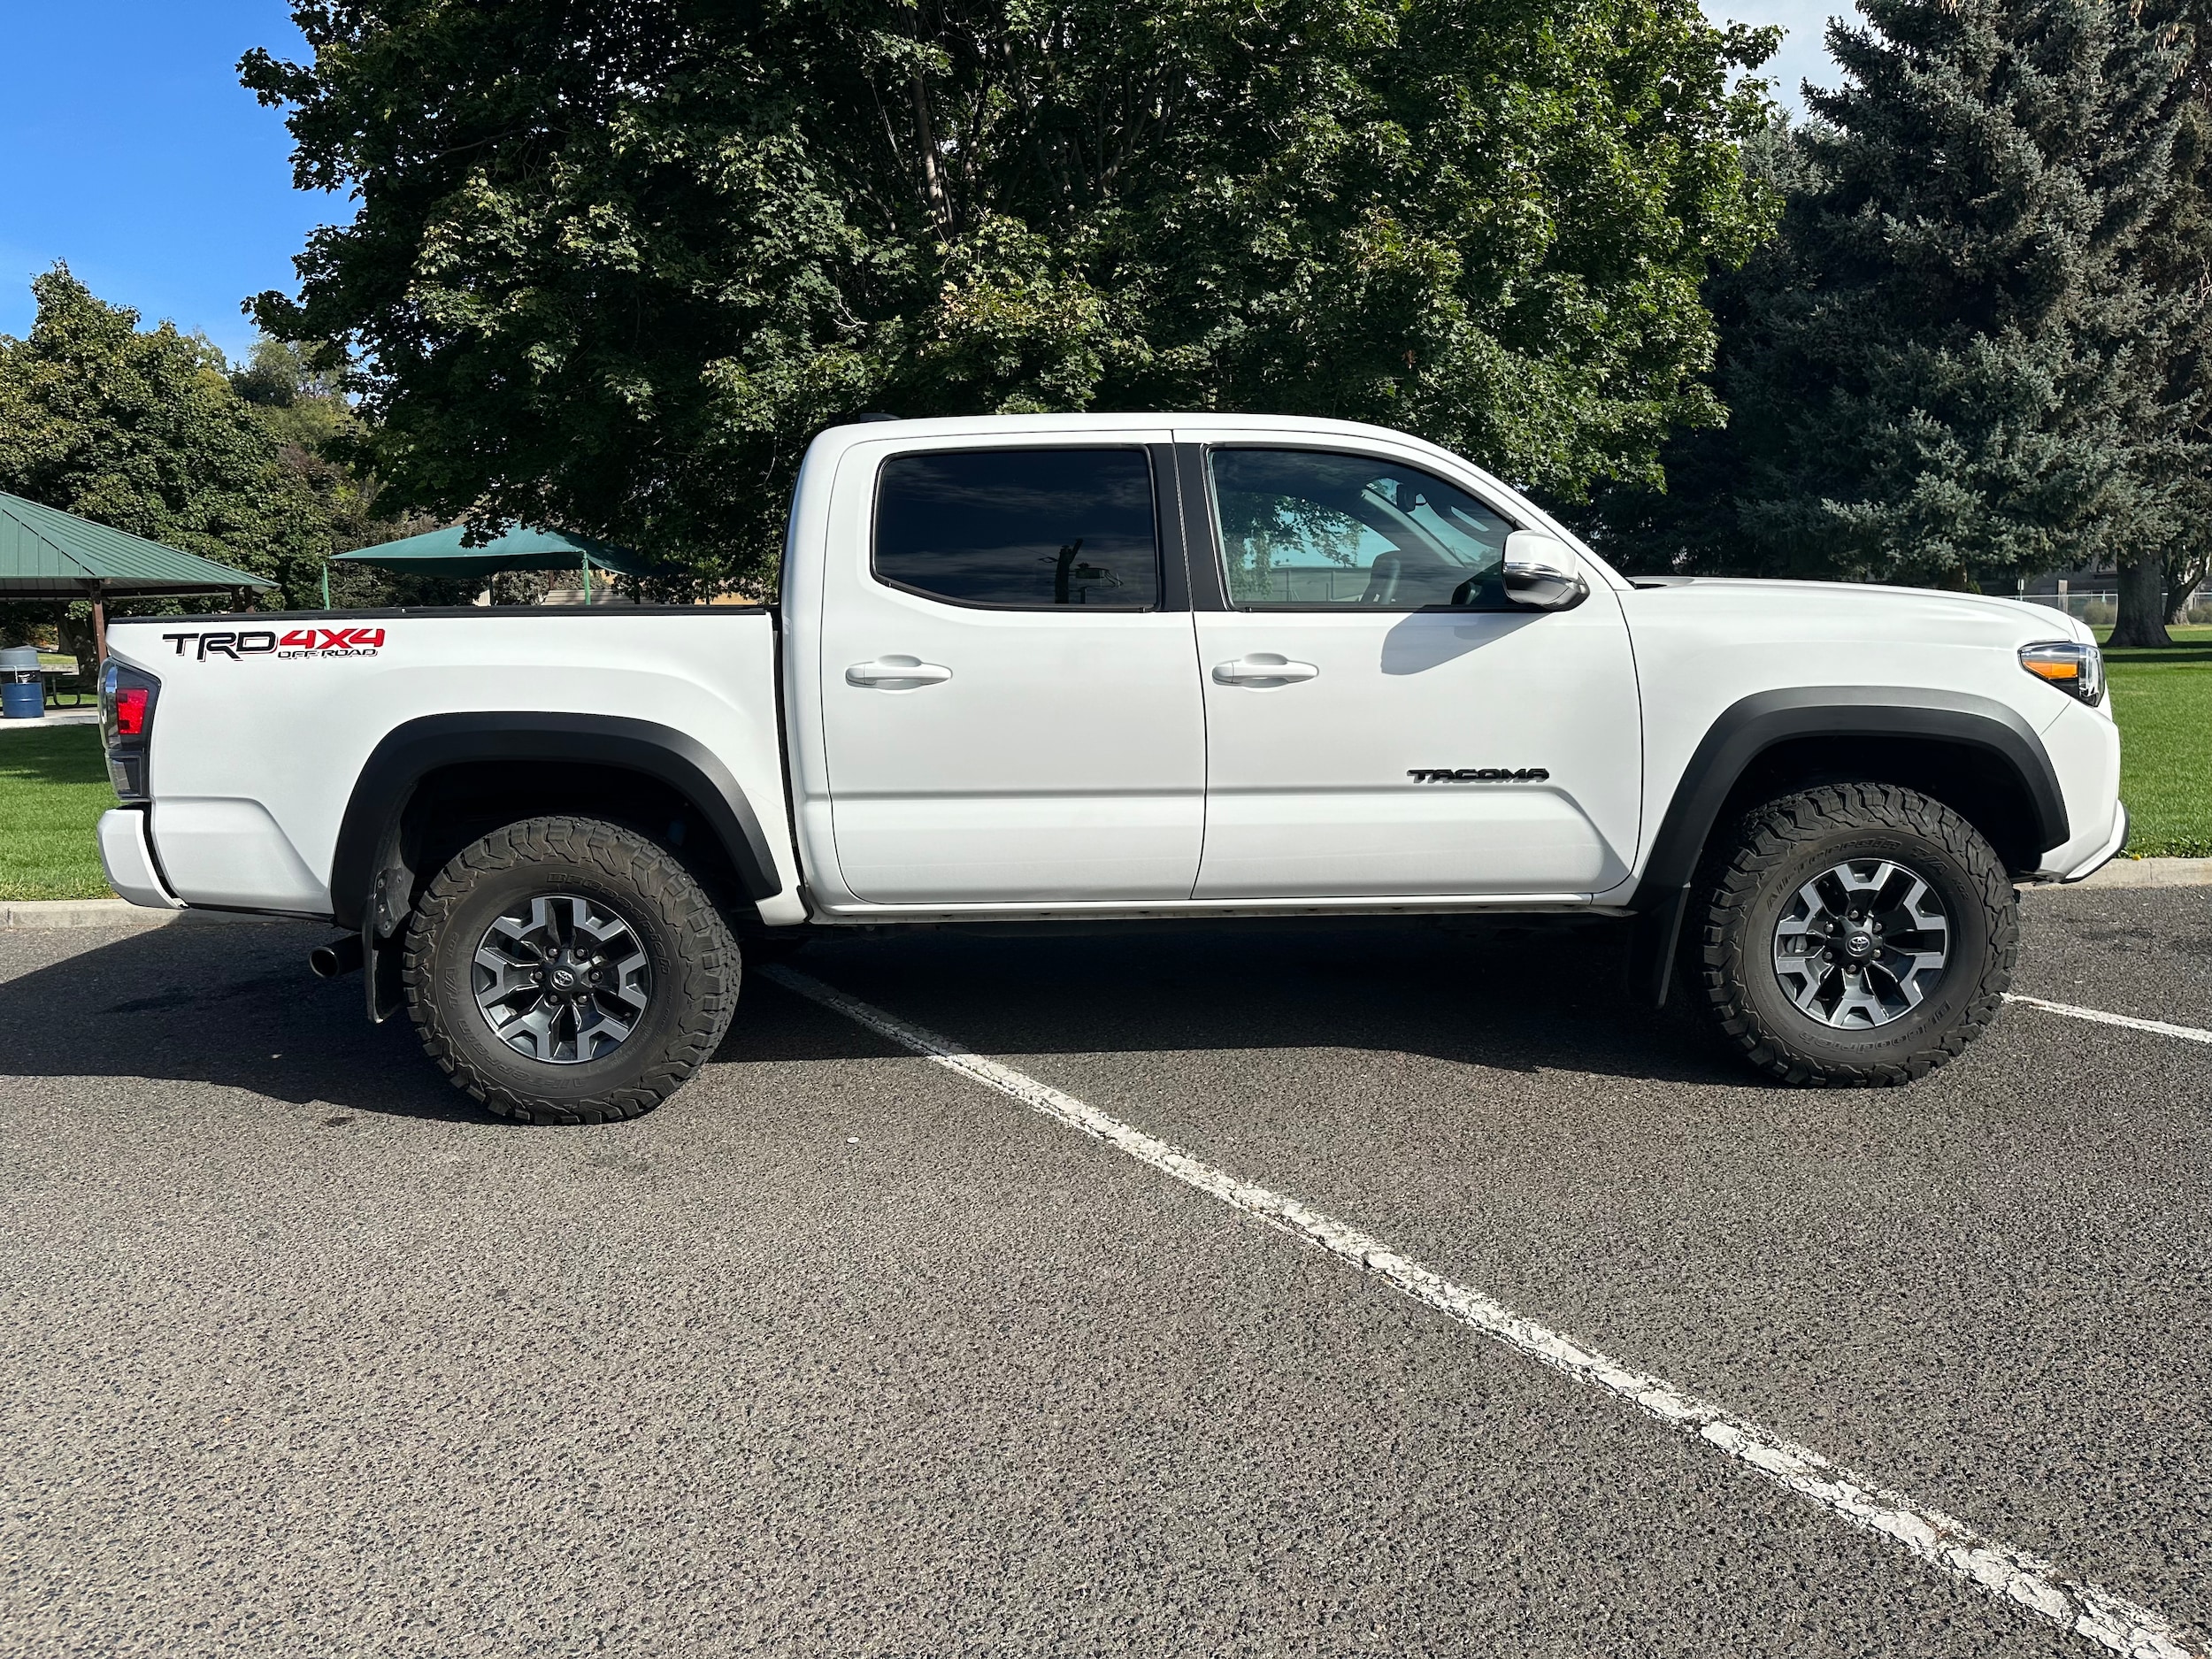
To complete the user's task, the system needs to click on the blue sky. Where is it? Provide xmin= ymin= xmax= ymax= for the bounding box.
xmin=0 ymin=2 xmax=319 ymax=359
xmin=0 ymin=1 xmax=1847 ymax=363
xmin=1717 ymin=0 xmax=1854 ymax=111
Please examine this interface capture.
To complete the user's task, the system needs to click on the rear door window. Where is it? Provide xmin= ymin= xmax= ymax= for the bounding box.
xmin=872 ymin=448 xmax=1161 ymax=610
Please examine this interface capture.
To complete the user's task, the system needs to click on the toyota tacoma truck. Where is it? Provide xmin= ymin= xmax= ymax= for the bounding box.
xmin=94 ymin=414 xmax=2125 ymax=1122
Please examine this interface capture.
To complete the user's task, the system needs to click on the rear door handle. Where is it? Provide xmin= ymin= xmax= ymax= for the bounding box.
xmin=847 ymin=657 xmax=953 ymax=687
xmin=1212 ymin=655 xmax=1319 ymax=686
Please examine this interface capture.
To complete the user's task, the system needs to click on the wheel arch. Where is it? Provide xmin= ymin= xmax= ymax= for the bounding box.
xmin=1635 ymin=689 xmax=2069 ymax=909
xmin=330 ymin=712 xmax=784 ymax=935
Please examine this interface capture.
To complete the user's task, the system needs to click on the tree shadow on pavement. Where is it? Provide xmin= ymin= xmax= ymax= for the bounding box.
xmin=0 ymin=915 xmax=1756 ymax=1125
xmin=718 ymin=917 xmax=1759 ymax=1091
xmin=0 ymin=923 xmax=487 ymax=1123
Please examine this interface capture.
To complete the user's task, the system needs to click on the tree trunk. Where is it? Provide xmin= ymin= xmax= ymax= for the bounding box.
xmin=2167 ymin=554 xmax=2207 ymax=626
xmin=910 ymin=77 xmax=953 ymax=239
xmin=2110 ymin=553 xmax=2173 ymax=647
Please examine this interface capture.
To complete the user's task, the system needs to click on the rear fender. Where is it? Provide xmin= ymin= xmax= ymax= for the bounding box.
xmin=331 ymin=711 xmax=784 ymax=950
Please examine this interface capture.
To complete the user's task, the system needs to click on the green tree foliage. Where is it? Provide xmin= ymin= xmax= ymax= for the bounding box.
xmin=0 ymin=269 xmax=442 ymax=620
xmin=1582 ymin=0 xmax=2208 ymax=638
xmin=243 ymin=0 xmax=1781 ymax=587
xmin=0 ymin=267 xmax=333 ymax=604
xmin=227 ymin=337 xmax=459 ymax=607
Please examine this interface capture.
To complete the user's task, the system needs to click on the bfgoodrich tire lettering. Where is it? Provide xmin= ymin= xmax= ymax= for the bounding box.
xmin=403 ymin=815 xmax=739 ymax=1123
xmin=1692 ymin=783 xmax=2016 ymax=1086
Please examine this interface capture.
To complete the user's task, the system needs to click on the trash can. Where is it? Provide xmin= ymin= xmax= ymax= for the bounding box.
xmin=0 ymin=646 xmax=43 ymax=719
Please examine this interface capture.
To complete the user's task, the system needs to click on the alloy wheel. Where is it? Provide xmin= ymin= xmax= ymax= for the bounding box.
xmin=1770 ymin=859 xmax=1950 ymax=1029
xmin=472 ymin=893 xmax=652 ymax=1064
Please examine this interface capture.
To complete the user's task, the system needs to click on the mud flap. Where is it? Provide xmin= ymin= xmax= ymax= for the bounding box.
xmin=1627 ymin=884 xmax=1691 ymax=1010
xmin=363 ymin=865 xmax=408 ymax=1024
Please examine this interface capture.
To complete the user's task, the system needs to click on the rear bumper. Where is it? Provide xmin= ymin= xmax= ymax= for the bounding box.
xmin=97 ymin=809 xmax=184 ymax=910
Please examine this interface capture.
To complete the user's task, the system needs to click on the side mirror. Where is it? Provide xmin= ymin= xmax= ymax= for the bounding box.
xmin=1502 ymin=531 xmax=1588 ymax=611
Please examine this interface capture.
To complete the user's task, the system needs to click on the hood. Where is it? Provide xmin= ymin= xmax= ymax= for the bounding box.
xmin=1623 ymin=577 xmax=2093 ymax=649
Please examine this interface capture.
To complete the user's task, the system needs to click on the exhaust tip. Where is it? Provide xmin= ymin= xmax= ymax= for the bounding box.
xmin=309 ymin=935 xmax=364 ymax=979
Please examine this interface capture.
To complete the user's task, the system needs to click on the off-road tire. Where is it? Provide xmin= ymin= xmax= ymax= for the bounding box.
xmin=403 ymin=816 xmax=740 ymax=1123
xmin=1691 ymin=783 xmax=2016 ymax=1086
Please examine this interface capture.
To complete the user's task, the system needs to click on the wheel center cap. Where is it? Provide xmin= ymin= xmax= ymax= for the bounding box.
xmin=1842 ymin=931 xmax=1875 ymax=961
xmin=549 ymin=966 xmax=576 ymax=989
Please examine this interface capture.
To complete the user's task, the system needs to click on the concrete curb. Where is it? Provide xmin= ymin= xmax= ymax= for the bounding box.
xmin=2036 ymin=856 xmax=2212 ymax=891
xmin=0 ymin=899 xmax=282 ymax=930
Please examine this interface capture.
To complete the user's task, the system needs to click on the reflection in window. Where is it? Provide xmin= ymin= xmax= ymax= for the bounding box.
xmin=1209 ymin=449 xmax=1513 ymax=608
xmin=873 ymin=449 xmax=1159 ymax=609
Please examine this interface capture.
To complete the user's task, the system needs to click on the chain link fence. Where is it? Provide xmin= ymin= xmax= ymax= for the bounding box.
xmin=2016 ymin=588 xmax=2212 ymax=627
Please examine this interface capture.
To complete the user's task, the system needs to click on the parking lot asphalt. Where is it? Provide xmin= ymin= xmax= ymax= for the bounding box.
xmin=1 ymin=889 xmax=2205 ymax=1658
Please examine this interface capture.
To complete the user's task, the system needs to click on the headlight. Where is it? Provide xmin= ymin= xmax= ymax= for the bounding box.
xmin=2018 ymin=641 xmax=2104 ymax=705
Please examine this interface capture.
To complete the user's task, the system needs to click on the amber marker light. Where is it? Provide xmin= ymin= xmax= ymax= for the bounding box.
xmin=2018 ymin=641 xmax=2105 ymax=705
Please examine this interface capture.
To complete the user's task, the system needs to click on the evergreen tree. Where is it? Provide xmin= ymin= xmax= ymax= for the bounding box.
xmin=2124 ymin=3 xmax=2212 ymax=641
xmin=1583 ymin=0 xmax=2207 ymax=636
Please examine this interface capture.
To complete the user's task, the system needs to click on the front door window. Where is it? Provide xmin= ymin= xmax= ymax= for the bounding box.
xmin=1210 ymin=449 xmax=1515 ymax=610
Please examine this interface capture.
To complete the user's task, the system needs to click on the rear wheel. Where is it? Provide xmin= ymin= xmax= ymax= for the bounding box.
xmin=1691 ymin=783 xmax=2016 ymax=1085
xmin=403 ymin=816 xmax=739 ymax=1123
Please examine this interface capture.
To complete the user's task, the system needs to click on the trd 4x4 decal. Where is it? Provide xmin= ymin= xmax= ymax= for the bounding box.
xmin=159 ymin=627 xmax=386 ymax=661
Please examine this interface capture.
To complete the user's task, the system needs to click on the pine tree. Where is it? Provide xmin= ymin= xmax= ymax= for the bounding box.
xmin=2121 ymin=4 xmax=2212 ymax=643
xmin=1585 ymin=0 xmax=2208 ymax=633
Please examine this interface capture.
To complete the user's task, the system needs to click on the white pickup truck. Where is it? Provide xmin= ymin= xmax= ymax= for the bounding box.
xmin=95 ymin=414 xmax=2124 ymax=1121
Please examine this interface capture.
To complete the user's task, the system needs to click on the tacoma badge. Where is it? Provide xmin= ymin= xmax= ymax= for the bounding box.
xmin=1408 ymin=768 xmax=1552 ymax=782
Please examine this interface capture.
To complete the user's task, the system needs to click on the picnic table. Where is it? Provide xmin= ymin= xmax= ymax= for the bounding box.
xmin=35 ymin=656 xmax=88 ymax=708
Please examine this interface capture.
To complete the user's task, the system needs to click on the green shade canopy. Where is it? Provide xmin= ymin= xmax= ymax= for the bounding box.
xmin=334 ymin=524 xmax=659 ymax=578
xmin=0 ymin=489 xmax=276 ymax=597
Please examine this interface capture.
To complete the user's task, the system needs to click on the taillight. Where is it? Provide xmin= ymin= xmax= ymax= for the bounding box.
xmin=100 ymin=659 xmax=161 ymax=802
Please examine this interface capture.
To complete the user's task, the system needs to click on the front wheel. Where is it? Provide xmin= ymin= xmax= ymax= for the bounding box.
xmin=402 ymin=816 xmax=740 ymax=1123
xmin=1691 ymin=783 xmax=2016 ymax=1086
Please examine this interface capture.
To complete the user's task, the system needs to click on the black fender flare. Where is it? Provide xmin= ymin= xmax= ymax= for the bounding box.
xmin=1624 ymin=687 xmax=2068 ymax=1002
xmin=329 ymin=711 xmax=785 ymax=933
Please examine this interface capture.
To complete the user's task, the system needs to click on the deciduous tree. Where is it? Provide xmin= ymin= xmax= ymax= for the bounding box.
xmin=244 ymin=0 xmax=1780 ymax=587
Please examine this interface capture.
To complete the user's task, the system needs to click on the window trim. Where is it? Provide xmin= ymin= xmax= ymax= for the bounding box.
xmin=1199 ymin=442 xmax=1529 ymax=615
xmin=867 ymin=443 xmax=1170 ymax=614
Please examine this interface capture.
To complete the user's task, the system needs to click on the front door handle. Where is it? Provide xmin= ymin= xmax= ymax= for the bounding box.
xmin=847 ymin=657 xmax=953 ymax=687
xmin=1212 ymin=655 xmax=1319 ymax=686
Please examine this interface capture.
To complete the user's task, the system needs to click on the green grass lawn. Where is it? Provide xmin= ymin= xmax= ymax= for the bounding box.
xmin=0 ymin=726 xmax=114 ymax=901
xmin=2101 ymin=635 xmax=2212 ymax=858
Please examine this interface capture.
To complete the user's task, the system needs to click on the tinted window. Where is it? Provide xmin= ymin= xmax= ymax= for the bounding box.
xmin=873 ymin=448 xmax=1160 ymax=609
xmin=1209 ymin=449 xmax=1514 ymax=608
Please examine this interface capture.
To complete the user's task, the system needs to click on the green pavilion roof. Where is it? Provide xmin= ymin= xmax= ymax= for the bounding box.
xmin=334 ymin=524 xmax=660 ymax=578
xmin=0 ymin=490 xmax=275 ymax=597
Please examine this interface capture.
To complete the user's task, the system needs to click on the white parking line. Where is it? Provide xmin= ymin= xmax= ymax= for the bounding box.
xmin=763 ymin=964 xmax=2208 ymax=1659
xmin=2004 ymin=994 xmax=2212 ymax=1046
